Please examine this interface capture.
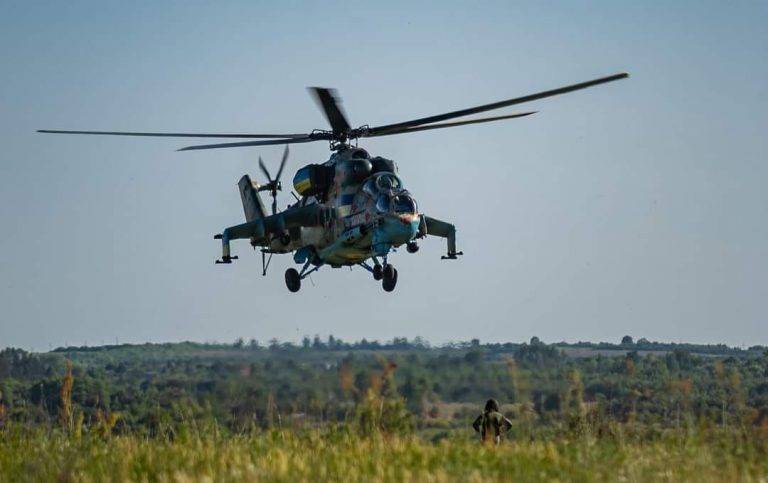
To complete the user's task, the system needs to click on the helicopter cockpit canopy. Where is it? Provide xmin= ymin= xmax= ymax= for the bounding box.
xmin=375 ymin=194 xmax=391 ymax=213
xmin=363 ymin=172 xmax=416 ymax=214
xmin=376 ymin=173 xmax=401 ymax=192
xmin=392 ymin=193 xmax=417 ymax=214
xmin=363 ymin=172 xmax=403 ymax=197
xmin=374 ymin=191 xmax=417 ymax=214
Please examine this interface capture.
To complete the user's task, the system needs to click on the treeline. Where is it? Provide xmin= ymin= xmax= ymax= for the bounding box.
xmin=563 ymin=335 xmax=765 ymax=356
xmin=1 ymin=337 xmax=767 ymax=437
xmin=49 ymin=334 xmax=766 ymax=356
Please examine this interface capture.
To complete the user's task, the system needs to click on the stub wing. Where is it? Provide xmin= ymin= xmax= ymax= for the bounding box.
xmin=215 ymin=204 xmax=335 ymax=263
xmin=223 ymin=204 xmax=334 ymax=242
xmin=421 ymin=215 xmax=462 ymax=259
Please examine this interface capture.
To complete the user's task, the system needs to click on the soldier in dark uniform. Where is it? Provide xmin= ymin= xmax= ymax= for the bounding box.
xmin=472 ymin=399 xmax=512 ymax=444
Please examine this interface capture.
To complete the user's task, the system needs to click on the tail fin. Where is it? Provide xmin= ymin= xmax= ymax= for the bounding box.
xmin=238 ymin=175 xmax=267 ymax=222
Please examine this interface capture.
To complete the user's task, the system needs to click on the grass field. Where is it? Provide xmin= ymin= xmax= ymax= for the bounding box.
xmin=3 ymin=342 xmax=767 ymax=481
xmin=1 ymin=427 xmax=766 ymax=482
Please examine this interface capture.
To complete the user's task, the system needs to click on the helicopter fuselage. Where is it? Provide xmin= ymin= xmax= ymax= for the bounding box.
xmin=261 ymin=146 xmax=422 ymax=267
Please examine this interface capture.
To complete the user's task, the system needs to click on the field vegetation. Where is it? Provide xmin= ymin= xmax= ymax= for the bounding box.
xmin=1 ymin=336 xmax=767 ymax=481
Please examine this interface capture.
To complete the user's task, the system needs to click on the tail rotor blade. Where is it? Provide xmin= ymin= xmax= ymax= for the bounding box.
xmin=275 ymin=145 xmax=289 ymax=184
xmin=258 ymin=156 xmax=272 ymax=182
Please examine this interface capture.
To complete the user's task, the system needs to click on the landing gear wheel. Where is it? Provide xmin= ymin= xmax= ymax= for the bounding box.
xmin=382 ymin=265 xmax=398 ymax=292
xmin=285 ymin=268 xmax=301 ymax=292
xmin=373 ymin=264 xmax=383 ymax=281
xmin=406 ymin=241 xmax=419 ymax=253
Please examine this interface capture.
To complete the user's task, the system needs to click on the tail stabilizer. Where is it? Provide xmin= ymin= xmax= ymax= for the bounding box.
xmin=238 ymin=175 xmax=267 ymax=222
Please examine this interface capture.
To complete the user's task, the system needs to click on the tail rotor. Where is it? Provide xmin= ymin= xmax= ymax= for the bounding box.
xmin=257 ymin=145 xmax=289 ymax=215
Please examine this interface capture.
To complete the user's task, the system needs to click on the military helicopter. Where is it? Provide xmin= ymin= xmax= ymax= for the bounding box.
xmin=38 ymin=72 xmax=628 ymax=292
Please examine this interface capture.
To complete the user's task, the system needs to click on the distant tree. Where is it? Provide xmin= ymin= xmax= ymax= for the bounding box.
xmin=59 ymin=361 xmax=73 ymax=432
xmin=280 ymin=341 xmax=297 ymax=351
xmin=312 ymin=335 xmax=324 ymax=350
xmin=464 ymin=350 xmax=482 ymax=364
xmin=621 ymin=336 xmax=634 ymax=345
xmin=302 ymin=337 xmax=311 ymax=349
xmin=624 ymin=352 xmax=637 ymax=376
xmin=392 ymin=337 xmax=409 ymax=349
xmin=515 ymin=343 xmax=562 ymax=368
xmin=530 ymin=336 xmax=541 ymax=346
xmin=233 ymin=338 xmax=245 ymax=349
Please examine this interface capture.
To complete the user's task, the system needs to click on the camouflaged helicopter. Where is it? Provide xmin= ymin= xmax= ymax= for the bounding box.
xmin=38 ymin=72 xmax=628 ymax=292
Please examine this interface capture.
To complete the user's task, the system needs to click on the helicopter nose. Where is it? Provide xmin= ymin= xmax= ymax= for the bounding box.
xmin=376 ymin=214 xmax=419 ymax=247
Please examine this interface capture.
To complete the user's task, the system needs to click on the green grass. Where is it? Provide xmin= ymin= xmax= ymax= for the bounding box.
xmin=1 ymin=427 xmax=766 ymax=482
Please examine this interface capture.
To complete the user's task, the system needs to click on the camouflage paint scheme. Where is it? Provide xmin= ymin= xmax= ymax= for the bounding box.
xmin=217 ymin=146 xmax=458 ymax=271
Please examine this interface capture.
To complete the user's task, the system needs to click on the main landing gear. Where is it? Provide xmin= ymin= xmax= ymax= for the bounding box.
xmin=284 ymin=260 xmax=321 ymax=293
xmin=285 ymin=268 xmax=301 ymax=292
xmin=359 ymin=259 xmax=398 ymax=292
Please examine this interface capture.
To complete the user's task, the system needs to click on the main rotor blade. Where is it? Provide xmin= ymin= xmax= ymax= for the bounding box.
xmin=177 ymin=137 xmax=317 ymax=152
xmin=275 ymin=145 xmax=289 ymax=182
xmin=367 ymin=72 xmax=629 ymax=135
xmin=258 ymin=156 xmax=272 ymax=182
xmin=37 ymin=129 xmax=308 ymax=139
xmin=366 ymin=111 xmax=537 ymax=137
xmin=308 ymin=87 xmax=351 ymax=135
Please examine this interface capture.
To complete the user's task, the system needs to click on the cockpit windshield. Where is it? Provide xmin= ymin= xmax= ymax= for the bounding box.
xmin=375 ymin=195 xmax=391 ymax=213
xmin=362 ymin=178 xmax=377 ymax=197
xmin=363 ymin=173 xmax=404 ymax=199
xmin=392 ymin=194 xmax=417 ymax=214
xmin=365 ymin=173 xmax=414 ymax=214
xmin=375 ymin=173 xmax=402 ymax=192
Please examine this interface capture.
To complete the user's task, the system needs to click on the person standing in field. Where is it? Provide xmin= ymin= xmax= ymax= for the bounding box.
xmin=472 ymin=399 xmax=512 ymax=444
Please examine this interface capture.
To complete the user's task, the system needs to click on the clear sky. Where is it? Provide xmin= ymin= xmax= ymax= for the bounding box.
xmin=1 ymin=1 xmax=766 ymax=351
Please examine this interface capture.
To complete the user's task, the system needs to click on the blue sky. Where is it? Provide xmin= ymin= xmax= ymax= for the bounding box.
xmin=1 ymin=1 xmax=766 ymax=350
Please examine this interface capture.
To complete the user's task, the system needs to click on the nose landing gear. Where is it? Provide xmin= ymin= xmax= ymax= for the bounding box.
xmin=359 ymin=258 xmax=398 ymax=292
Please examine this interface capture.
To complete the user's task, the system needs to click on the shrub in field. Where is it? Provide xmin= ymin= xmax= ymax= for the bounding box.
xmin=353 ymin=359 xmax=413 ymax=436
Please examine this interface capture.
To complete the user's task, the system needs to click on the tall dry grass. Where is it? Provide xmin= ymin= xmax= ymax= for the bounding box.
xmin=1 ymin=425 xmax=766 ymax=482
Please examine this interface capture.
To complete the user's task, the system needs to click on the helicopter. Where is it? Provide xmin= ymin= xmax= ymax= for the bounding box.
xmin=38 ymin=72 xmax=628 ymax=293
